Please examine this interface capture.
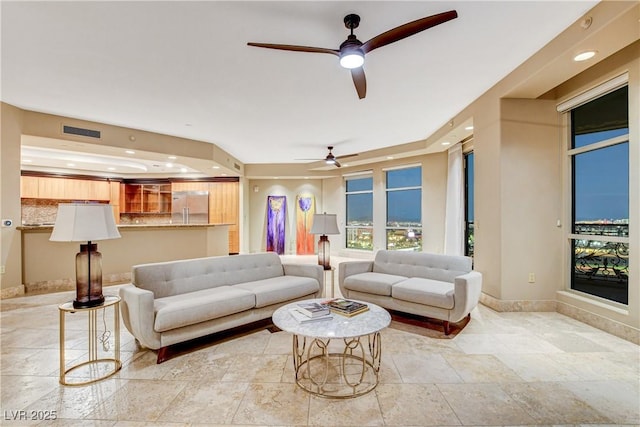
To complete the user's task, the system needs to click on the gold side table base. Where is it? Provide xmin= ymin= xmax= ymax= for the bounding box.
xmin=59 ymin=296 xmax=121 ymax=386
xmin=292 ymin=332 xmax=382 ymax=399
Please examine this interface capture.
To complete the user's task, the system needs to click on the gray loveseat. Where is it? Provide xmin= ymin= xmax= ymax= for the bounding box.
xmin=119 ymin=252 xmax=323 ymax=362
xmin=339 ymin=250 xmax=482 ymax=334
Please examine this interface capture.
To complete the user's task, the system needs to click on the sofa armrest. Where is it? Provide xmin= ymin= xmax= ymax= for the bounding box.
xmin=450 ymin=270 xmax=483 ymax=323
xmin=119 ymin=284 xmax=161 ymax=350
xmin=282 ymin=263 xmax=324 ymax=290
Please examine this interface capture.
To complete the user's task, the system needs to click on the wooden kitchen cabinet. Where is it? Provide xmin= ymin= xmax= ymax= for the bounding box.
xmin=37 ymin=177 xmax=67 ymax=199
xmin=22 ymin=176 xmax=111 ymax=201
xmin=122 ymin=183 xmax=171 ymax=213
xmin=209 ymin=181 xmax=239 ymax=254
xmin=20 ymin=176 xmax=40 ymax=198
xmin=171 ymin=182 xmax=209 ymax=192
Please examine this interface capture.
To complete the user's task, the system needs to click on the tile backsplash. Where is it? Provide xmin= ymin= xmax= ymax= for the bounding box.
xmin=21 ymin=199 xmax=108 ymax=225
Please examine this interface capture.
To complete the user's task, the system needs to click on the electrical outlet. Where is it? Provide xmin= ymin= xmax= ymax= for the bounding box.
xmin=528 ymin=272 xmax=535 ymax=283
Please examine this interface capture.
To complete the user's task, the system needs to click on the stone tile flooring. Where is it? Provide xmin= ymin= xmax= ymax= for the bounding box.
xmin=1 ymin=285 xmax=638 ymax=426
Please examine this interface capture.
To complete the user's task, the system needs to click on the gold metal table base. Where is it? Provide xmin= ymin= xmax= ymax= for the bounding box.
xmin=59 ymin=296 xmax=121 ymax=386
xmin=292 ymin=331 xmax=382 ymax=399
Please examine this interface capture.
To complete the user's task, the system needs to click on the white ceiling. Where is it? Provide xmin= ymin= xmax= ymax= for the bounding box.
xmin=1 ymin=1 xmax=600 ymax=173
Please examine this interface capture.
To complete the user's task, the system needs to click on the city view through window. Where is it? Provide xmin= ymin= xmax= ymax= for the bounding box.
xmin=345 ymin=167 xmax=423 ymax=251
xmin=345 ymin=176 xmax=373 ymax=250
xmin=570 ymin=85 xmax=629 ymax=304
xmin=386 ymin=167 xmax=422 ymax=251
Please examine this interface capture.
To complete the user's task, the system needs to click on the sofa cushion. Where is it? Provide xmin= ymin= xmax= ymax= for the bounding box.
xmin=373 ymin=250 xmax=471 ymax=283
xmin=235 ymin=276 xmax=319 ymax=308
xmin=342 ymin=272 xmax=407 ymax=296
xmin=154 ymin=286 xmax=255 ymax=332
xmin=133 ymin=252 xmax=285 ymax=298
xmin=391 ymin=277 xmax=455 ymax=309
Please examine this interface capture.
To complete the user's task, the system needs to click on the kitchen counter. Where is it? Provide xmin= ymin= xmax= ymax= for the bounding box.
xmin=20 ymin=223 xmax=230 ymax=295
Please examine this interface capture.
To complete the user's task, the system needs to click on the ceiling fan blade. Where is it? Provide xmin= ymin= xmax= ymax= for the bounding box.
xmin=361 ymin=10 xmax=458 ymax=54
xmin=247 ymin=42 xmax=339 ymax=56
xmin=334 ymin=159 xmax=342 ymax=168
xmin=351 ymin=67 xmax=367 ymax=99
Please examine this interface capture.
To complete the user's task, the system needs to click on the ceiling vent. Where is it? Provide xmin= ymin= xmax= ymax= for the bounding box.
xmin=234 ymin=162 xmax=241 ymax=170
xmin=62 ymin=125 xmax=101 ymax=139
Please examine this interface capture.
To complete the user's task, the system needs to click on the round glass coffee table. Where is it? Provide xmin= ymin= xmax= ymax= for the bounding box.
xmin=272 ymin=299 xmax=391 ymax=399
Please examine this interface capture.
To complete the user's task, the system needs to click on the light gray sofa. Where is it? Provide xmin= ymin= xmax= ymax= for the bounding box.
xmin=339 ymin=250 xmax=482 ymax=334
xmin=119 ymin=252 xmax=323 ymax=362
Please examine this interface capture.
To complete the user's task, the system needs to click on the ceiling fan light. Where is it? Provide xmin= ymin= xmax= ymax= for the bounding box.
xmin=325 ymin=158 xmax=336 ymax=165
xmin=339 ymin=51 xmax=364 ymax=69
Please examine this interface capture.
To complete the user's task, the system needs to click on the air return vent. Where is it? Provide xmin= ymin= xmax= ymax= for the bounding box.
xmin=62 ymin=125 xmax=101 ymax=139
xmin=234 ymin=162 xmax=241 ymax=170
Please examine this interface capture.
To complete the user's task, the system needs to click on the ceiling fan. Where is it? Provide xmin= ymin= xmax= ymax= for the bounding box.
xmin=247 ymin=10 xmax=458 ymax=99
xmin=298 ymin=146 xmax=357 ymax=168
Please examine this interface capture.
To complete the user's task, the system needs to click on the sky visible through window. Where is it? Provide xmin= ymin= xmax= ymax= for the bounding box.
xmin=574 ymin=129 xmax=629 ymax=222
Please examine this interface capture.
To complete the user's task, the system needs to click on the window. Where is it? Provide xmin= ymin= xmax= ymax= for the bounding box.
xmin=464 ymin=151 xmax=475 ymax=257
xmin=386 ymin=166 xmax=422 ymax=251
xmin=569 ymin=84 xmax=629 ymax=304
xmin=345 ymin=175 xmax=373 ymax=250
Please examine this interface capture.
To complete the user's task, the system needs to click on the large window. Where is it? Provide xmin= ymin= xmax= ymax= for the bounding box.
xmin=464 ymin=151 xmax=475 ymax=257
xmin=569 ymin=84 xmax=629 ymax=304
xmin=386 ymin=166 xmax=422 ymax=251
xmin=345 ymin=175 xmax=373 ymax=250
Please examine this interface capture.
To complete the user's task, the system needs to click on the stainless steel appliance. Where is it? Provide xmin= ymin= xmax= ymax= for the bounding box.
xmin=171 ymin=191 xmax=209 ymax=224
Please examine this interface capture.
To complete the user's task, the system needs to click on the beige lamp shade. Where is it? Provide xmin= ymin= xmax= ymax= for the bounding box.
xmin=50 ymin=203 xmax=121 ymax=242
xmin=310 ymin=213 xmax=340 ymax=236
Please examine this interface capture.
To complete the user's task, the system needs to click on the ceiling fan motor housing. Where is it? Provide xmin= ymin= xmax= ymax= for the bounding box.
xmin=343 ymin=14 xmax=361 ymax=30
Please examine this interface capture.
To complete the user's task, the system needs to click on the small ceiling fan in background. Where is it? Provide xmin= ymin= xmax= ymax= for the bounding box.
xmin=297 ymin=146 xmax=358 ymax=168
xmin=247 ymin=10 xmax=458 ymax=99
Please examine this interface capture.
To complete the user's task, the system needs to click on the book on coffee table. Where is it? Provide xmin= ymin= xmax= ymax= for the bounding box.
xmin=296 ymin=302 xmax=330 ymax=318
xmin=288 ymin=308 xmax=333 ymax=323
xmin=326 ymin=299 xmax=369 ymax=317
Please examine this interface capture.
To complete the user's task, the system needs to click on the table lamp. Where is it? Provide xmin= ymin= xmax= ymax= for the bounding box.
xmin=50 ymin=203 xmax=121 ymax=308
xmin=309 ymin=213 xmax=340 ymax=270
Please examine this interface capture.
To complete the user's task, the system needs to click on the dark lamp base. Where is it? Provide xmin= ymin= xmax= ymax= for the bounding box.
xmin=73 ymin=295 xmax=105 ymax=309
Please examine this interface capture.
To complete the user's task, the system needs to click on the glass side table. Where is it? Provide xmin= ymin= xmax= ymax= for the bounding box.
xmin=59 ymin=295 xmax=121 ymax=386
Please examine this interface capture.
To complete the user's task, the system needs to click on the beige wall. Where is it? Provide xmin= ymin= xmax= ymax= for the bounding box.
xmin=499 ymin=98 xmax=563 ymax=301
xmin=0 ymin=103 xmax=24 ymax=297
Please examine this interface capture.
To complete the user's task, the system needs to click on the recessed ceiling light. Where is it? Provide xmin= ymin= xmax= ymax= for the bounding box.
xmin=574 ymin=50 xmax=596 ymax=62
xmin=386 ymin=156 xmax=394 ymax=160
xmin=166 ymin=163 xmax=174 ymax=168
xmin=180 ymin=168 xmax=187 ymax=173
xmin=168 ymin=156 xmax=177 ymax=160
xmin=441 ymin=141 xmax=451 ymax=146
xmin=125 ymin=150 xmax=135 ymax=154
xmin=67 ymin=163 xmax=75 ymax=167
xmin=107 ymin=167 xmax=116 ymax=171
xmin=221 ymin=173 xmax=228 ymax=176
xmin=465 ymin=126 xmax=474 ymax=131
xmin=212 ymin=166 xmax=220 ymax=169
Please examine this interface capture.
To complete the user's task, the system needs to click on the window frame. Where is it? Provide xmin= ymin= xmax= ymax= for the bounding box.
xmin=565 ymin=80 xmax=629 ymax=305
xmin=344 ymin=174 xmax=374 ymax=251
xmin=384 ymin=165 xmax=422 ymax=251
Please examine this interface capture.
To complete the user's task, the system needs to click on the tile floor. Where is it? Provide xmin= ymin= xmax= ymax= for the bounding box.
xmin=1 ymin=284 xmax=639 ymax=426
